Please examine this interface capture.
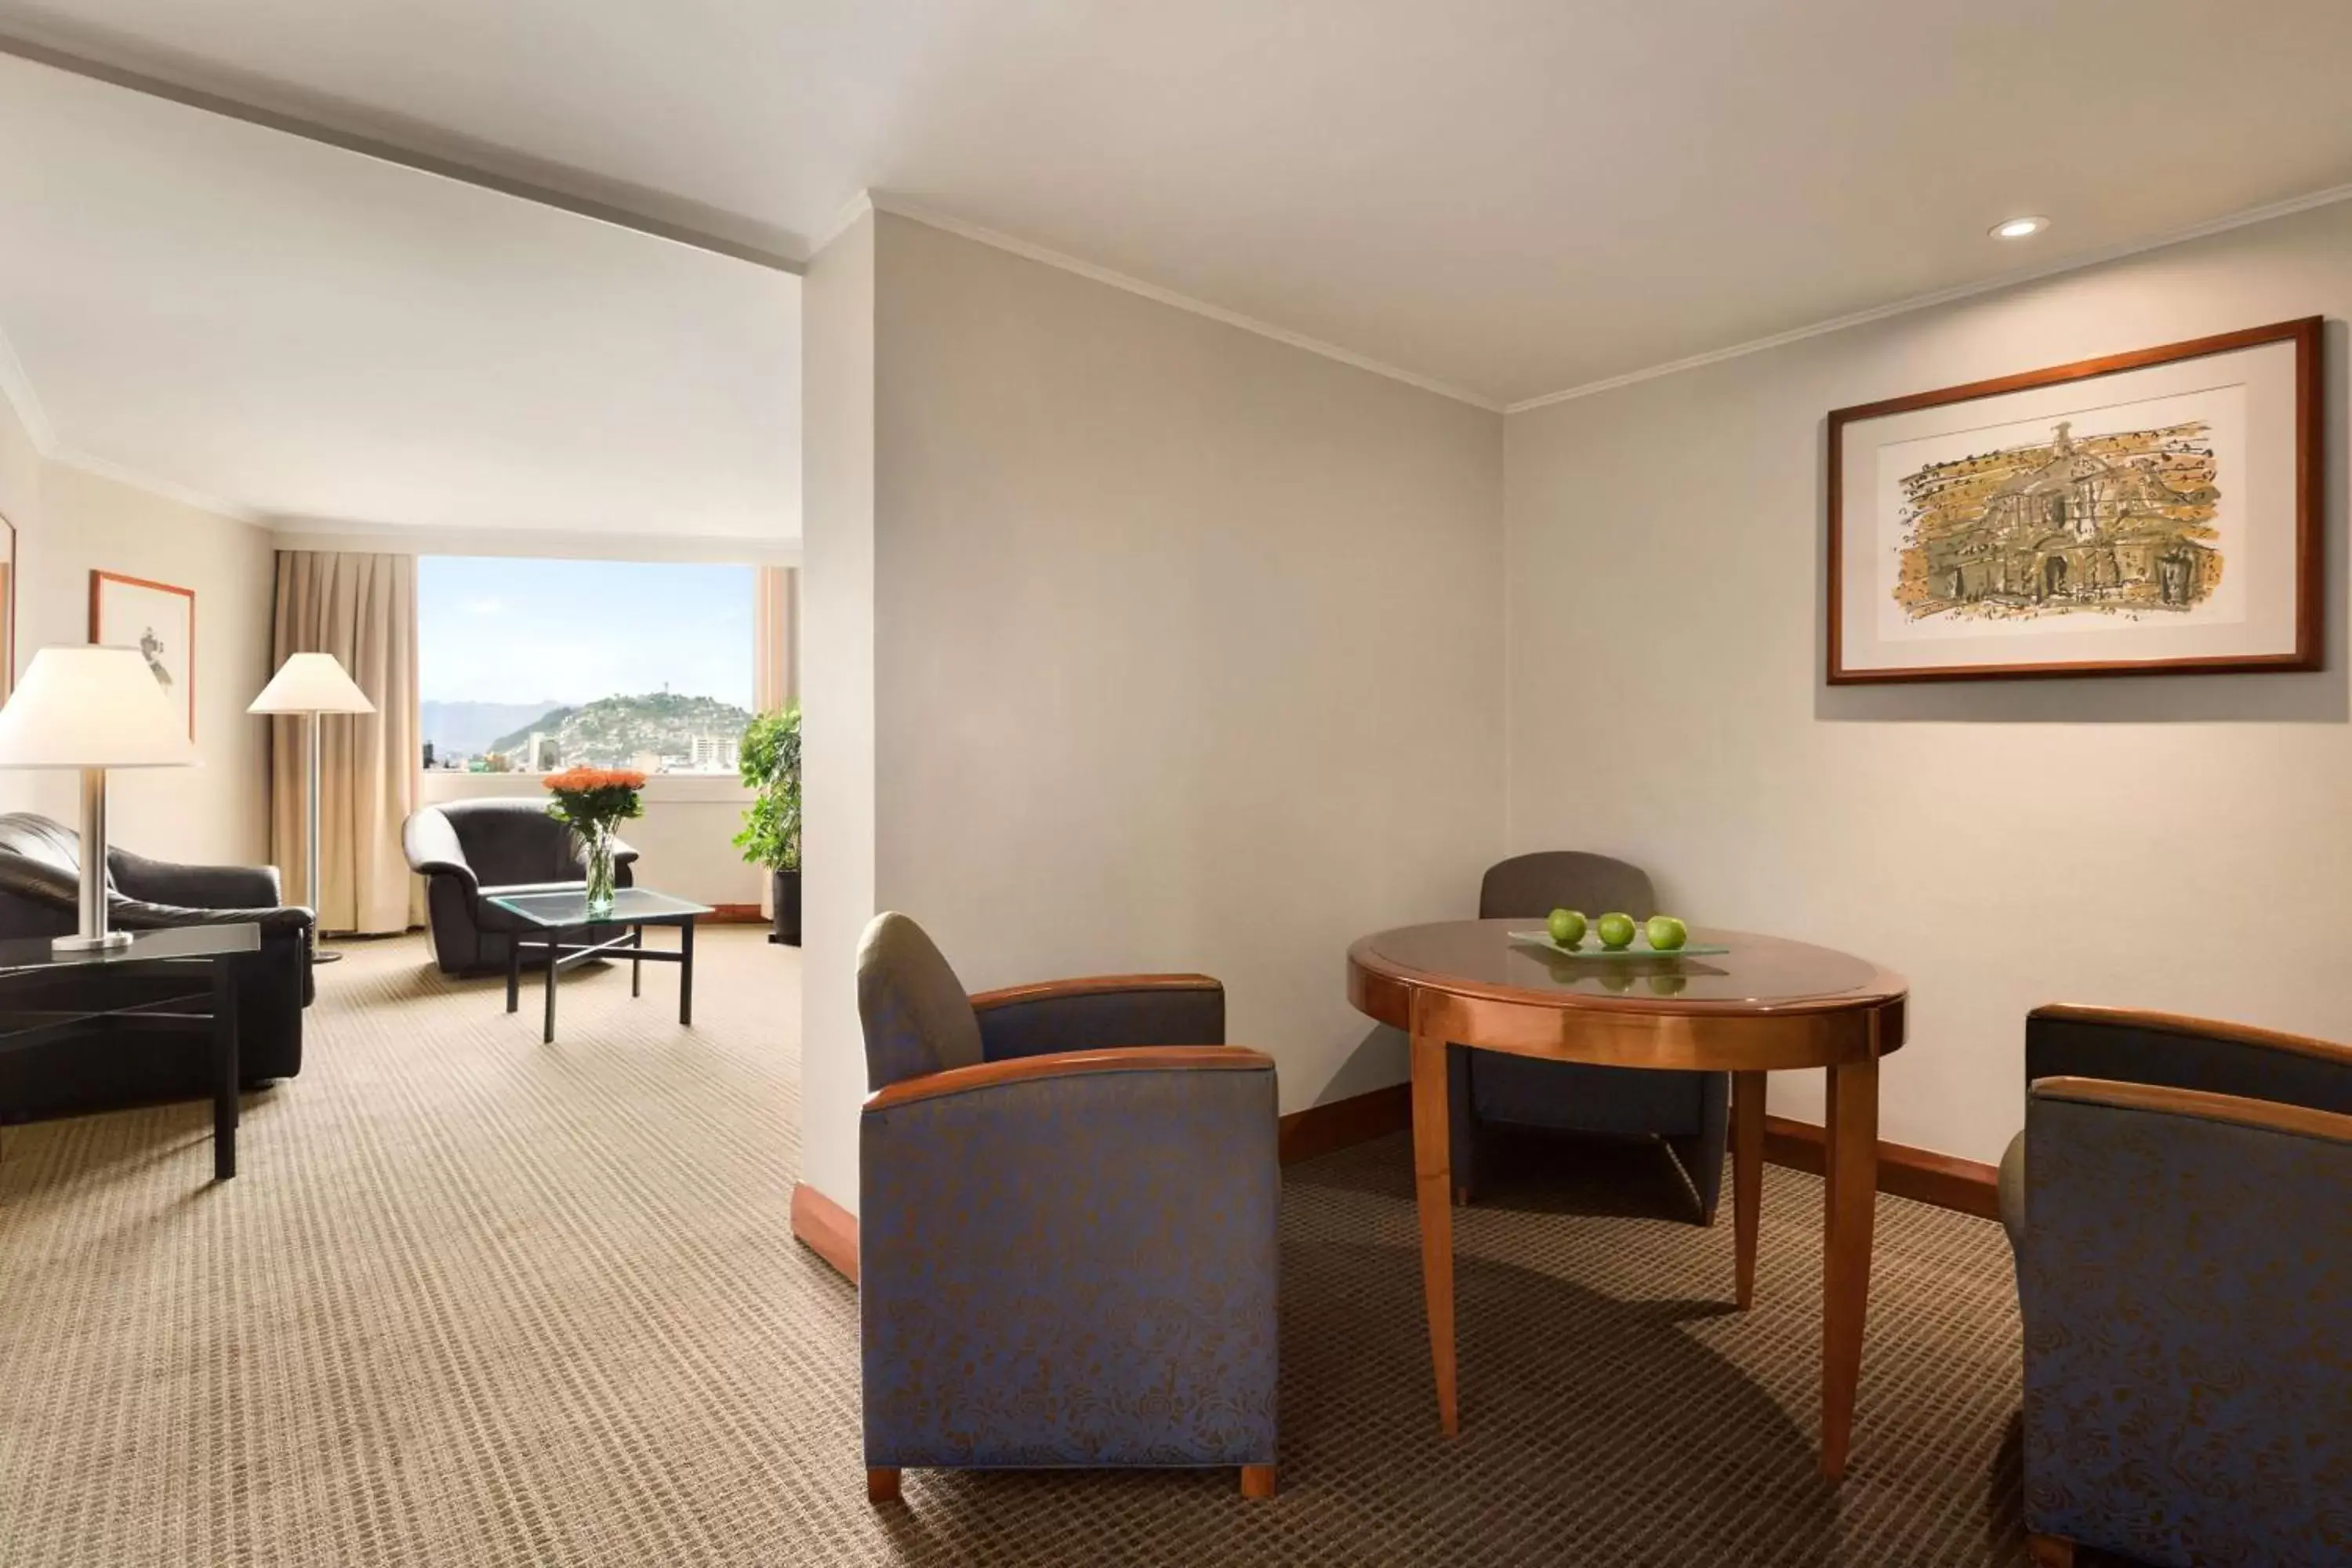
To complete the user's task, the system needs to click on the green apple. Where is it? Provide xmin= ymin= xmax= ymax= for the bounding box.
xmin=1644 ymin=916 xmax=1689 ymax=952
xmin=1648 ymin=974 xmax=1689 ymax=996
xmin=1547 ymin=907 xmax=1587 ymax=947
xmin=1596 ymin=912 xmax=1637 ymax=950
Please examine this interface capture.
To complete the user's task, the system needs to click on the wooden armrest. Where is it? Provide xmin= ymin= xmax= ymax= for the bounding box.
xmin=2030 ymin=1004 xmax=2352 ymax=1069
xmin=2034 ymin=1075 xmax=2352 ymax=1143
xmin=866 ymin=1044 xmax=1271 ymax=1112
xmin=969 ymin=974 xmax=1220 ymax=1011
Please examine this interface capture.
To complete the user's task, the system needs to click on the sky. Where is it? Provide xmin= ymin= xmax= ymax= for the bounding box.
xmin=418 ymin=556 xmax=756 ymax=708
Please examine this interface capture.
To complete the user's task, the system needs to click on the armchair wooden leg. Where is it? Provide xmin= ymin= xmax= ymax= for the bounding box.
xmin=1240 ymin=1465 xmax=1277 ymax=1499
xmin=866 ymin=1468 xmax=902 ymax=1504
xmin=2024 ymin=1534 xmax=2074 ymax=1566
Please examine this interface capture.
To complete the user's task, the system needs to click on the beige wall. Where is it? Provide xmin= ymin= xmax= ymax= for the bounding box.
xmin=797 ymin=208 xmax=880 ymax=1210
xmin=798 ymin=211 xmax=1509 ymax=1211
xmin=0 ymin=392 xmax=276 ymax=866
xmin=1504 ymin=198 xmax=2352 ymax=1164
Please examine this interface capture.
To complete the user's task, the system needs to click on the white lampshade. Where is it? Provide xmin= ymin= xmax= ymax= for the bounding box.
xmin=0 ymin=645 xmax=198 ymax=768
xmin=249 ymin=652 xmax=376 ymax=716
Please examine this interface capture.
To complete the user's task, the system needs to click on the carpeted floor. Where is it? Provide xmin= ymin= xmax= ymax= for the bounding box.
xmin=1 ymin=929 xmax=2038 ymax=1566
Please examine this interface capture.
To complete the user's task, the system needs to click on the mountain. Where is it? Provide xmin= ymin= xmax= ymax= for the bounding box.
xmin=420 ymin=699 xmax=567 ymax=757
xmin=486 ymin=691 xmax=753 ymax=768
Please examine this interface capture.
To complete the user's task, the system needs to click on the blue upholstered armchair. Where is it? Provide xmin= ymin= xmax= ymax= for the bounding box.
xmin=1450 ymin=851 xmax=1730 ymax=1223
xmin=855 ymin=913 xmax=1281 ymax=1504
xmin=2001 ymin=1005 xmax=2352 ymax=1568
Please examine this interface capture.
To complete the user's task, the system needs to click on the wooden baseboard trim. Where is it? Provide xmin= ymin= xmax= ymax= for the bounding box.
xmin=705 ymin=905 xmax=768 ymax=924
xmin=789 ymin=1182 xmax=859 ymax=1284
xmin=1279 ymin=1083 xmax=1410 ymax=1166
xmin=1761 ymin=1114 xmax=2001 ymax=1220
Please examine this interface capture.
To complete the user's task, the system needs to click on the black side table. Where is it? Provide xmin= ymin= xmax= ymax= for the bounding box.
xmin=0 ymin=922 xmax=260 ymax=1180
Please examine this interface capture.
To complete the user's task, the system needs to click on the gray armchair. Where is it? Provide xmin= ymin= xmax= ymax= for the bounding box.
xmin=1449 ymin=851 xmax=1730 ymax=1224
xmin=401 ymin=798 xmax=637 ymax=976
xmin=855 ymin=913 xmax=1280 ymax=1503
xmin=2002 ymin=1005 xmax=2352 ymax=1568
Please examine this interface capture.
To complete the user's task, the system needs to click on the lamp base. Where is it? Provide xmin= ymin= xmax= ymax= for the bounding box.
xmin=54 ymin=930 xmax=135 ymax=953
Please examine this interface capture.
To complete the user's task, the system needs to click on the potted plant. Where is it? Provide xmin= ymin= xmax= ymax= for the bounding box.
xmin=735 ymin=703 xmax=801 ymax=945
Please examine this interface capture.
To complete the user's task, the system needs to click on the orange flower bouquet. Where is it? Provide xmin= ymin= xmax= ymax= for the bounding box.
xmin=543 ymin=767 xmax=645 ymax=915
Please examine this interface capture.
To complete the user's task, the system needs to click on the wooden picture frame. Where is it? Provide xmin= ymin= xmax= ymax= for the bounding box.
xmin=89 ymin=570 xmax=198 ymax=738
xmin=1828 ymin=317 xmax=2321 ymax=683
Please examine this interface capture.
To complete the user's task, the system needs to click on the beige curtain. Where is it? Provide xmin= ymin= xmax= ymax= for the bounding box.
xmin=753 ymin=564 xmax=800 ymax=713
xmin=269 ymin=551 xmax=422 ymax=935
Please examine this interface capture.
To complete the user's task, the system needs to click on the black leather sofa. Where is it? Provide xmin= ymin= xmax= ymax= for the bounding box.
xmin=402 ymin=798 xmax=637 ymax=976
xmin=0 ymin=813 xmax=314 ymax=1121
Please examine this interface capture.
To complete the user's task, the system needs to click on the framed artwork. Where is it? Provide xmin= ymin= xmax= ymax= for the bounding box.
xmin=1828 ymin=317 xmax=2321 ymax=683
xmin=89 ymin=570 xmax=197 ymax=738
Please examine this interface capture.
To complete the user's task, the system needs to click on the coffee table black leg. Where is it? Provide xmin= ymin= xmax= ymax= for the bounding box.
xmin=212 ymin=956 xmax=240 ymax=1181
xmin=506 ymin=938 xmax=521 ymax=1013
xmin=631 ymin=925 xmax=643 ymax=998
xmin=543 ymin=935 xmax=560 ymax=1044
xmin=679 ymin=919 xmax=695 ymax=1028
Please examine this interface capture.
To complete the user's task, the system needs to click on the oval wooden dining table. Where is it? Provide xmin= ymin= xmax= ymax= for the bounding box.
xmin=1347 ymin=919 xmax=1907 ymax=1480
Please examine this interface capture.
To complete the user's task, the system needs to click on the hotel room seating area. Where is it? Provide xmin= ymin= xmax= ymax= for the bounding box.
xmin=5 ymin=13 xmax=2352 ymax=1565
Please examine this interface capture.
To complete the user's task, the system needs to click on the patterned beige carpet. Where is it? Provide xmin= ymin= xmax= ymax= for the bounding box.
xmin=1 ymin=930 xmax=2036 ymax=1566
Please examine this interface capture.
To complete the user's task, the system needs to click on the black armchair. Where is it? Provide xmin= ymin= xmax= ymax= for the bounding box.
xmin=402 ymin=798 xmax=637 ymax=976
xmin=1449 ymin=851 xmax=1730 ymax=1224
xmin=0 ymin=812 xmax=312 ymax=1120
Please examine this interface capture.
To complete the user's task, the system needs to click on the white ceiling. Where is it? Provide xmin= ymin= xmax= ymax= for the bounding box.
xmin=3 ymin=0 xmax=2350 ymax=412
xmin=0 ymin=51 xmax=799 ymax=540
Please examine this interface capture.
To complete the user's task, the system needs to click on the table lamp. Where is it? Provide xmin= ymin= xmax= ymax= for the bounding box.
xmin=249 ymin=652 xmax=375 ymax=962
xmin=0 ymin=644 xmax=198 ymax=951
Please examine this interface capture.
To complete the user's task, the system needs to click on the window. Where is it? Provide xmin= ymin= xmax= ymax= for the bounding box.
xmin=418 ymin=556 xmax=756 ymax=775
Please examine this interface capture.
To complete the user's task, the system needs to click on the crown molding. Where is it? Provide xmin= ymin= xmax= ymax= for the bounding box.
xmin=48 ymin=447 xmax=264 ymax=523
xmin=809 ymin=191 xmax=876 ymax=256
xmin=1504 ymin=178 xmax=2352 ymax=415
xmin=868 ymin=193 xmax=1504 ymax=412
xmin=0 ymin=30 xmax=804 ymax=275
xmin=271 ymin=519 xmax=798 ymax=565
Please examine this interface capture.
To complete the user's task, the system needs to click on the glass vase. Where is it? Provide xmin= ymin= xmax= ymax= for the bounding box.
xmin=583 ymin=824 xmax=618 ymax=918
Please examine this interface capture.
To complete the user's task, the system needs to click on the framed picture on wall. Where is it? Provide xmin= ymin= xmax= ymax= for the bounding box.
xmin=1828 ymin=316 xmax=2321 ymax=683
xmin=89 ymin=570 xmax=197 ymax=738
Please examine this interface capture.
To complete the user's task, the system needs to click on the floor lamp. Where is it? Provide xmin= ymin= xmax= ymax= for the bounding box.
xmin=249 ymin=652 xmax=376 ymax=965
xmin=0 ymin=646 xmax=197 ymax=950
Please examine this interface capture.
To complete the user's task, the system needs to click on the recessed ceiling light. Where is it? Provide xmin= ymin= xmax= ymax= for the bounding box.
xmin=1991 ymin=216 xmax=2049 ymax=240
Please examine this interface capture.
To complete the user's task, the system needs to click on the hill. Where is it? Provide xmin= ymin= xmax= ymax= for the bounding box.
xmin=421 ymin=699 xmax=566 ymax=756
xmin=487 ymin=691 xmax=752 ymax=769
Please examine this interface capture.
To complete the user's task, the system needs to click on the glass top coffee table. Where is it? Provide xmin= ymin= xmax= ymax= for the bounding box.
xmin=484 ymin=887 xmax=711 ymax=1044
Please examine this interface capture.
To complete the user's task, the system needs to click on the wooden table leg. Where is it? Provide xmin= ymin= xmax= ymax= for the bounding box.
xmin=1408 ymin=1026 xmax=1459 ymax=1437
xmin=1820 ymin=1054 xmax=1878 ymax=1479
xmin=1733 ymin=1069 xmax=1764 ymax=1310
